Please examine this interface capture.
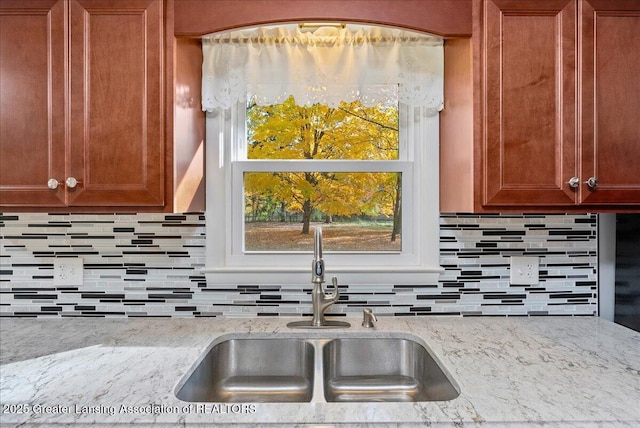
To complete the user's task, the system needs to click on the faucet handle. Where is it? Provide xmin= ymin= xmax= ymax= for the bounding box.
xmin=327 ymin=276 xmax=340 ymax=301
xmin=362 ymin=308 xmax=377 ymax=328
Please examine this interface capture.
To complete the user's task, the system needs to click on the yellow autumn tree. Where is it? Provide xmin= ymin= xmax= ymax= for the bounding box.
xmin=245 ymin=96 xmax=400 ymax=238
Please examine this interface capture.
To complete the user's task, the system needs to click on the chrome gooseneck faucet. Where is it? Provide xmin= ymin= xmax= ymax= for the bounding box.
xmin=287 ymin=226 xmax=350 ymax=329
xmin=311 ymin=227 xmax=340 ymax=326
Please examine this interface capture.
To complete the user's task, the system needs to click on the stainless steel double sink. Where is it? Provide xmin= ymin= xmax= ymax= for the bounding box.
xmin=175 ymin=335 xmax=460 ymax=403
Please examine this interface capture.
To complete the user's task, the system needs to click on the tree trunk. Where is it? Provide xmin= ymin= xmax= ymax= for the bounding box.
xmin=301 ymin=199 xmax=312 ymax=234
xmin=391 ymin=175 xmax=402 ymax=242
xmin=251 ymin=196 xmax=258 ymax=222
xmin=301 ymin=171 xmax=318 ymax=234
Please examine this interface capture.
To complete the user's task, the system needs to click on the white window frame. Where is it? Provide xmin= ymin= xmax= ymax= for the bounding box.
xmin=204 ymin=102 xmax=443 ymax=285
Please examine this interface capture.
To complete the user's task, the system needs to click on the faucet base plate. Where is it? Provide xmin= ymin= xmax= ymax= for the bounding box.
xmin=287 ymin=320 xmax=351 ymax=329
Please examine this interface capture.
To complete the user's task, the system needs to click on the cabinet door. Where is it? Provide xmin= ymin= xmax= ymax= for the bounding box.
xmin=580 ymin=0 xmax=640 ymax=205
xmin=0 ymin=0 xmax=66 ymax=207
xmin=482 ymin=0 xmax=577 ymax=207
xmin=68 ymin=0 xmax=164 ymax=207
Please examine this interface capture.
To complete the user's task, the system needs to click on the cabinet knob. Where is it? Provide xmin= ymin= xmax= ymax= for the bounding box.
xmin=47 ymin=178 xmax=60 ymax=190
xmin=65 ymin=177 xmax=80 ymax=189
xmin=567 ymin=177 xmax=580 ymax=189
xmin=585 ymin=177 xmax=598 ymax=190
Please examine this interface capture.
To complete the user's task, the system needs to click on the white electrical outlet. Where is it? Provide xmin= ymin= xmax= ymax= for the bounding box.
xmin=510 ymin=256 xmax=539 ymax=285
xmin=54 ymin=258 xmax=83 ymax=286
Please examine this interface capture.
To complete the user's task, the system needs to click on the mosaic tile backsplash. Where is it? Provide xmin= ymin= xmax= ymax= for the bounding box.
xmin=0 ymin=213 xmax=597 ymax=317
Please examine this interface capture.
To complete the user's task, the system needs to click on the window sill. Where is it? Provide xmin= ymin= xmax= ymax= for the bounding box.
xmin=202 ymin=266 xmax=444 ymax=285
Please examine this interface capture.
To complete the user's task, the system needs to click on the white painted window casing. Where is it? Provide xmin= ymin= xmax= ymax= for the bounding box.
xmin=204 ymin=102 xmax=443 ymax=285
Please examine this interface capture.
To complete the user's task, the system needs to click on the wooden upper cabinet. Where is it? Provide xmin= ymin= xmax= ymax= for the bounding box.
xmin=479 ymin=0 xmax=640 ymax=210
xmin=482 ymin=0 xmax=577 ymax=207
xmin=0 ymin=0 xmax=66 ymax=207
xmin=579 ymin=0 xmax=640 ymax=205
xmin=0 ymin=0 xmax=166 ymax=210
xmin=68 ymin=0 xmax=164 ymax=207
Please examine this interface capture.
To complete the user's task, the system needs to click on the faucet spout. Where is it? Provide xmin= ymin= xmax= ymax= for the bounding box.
xmin=314 ymin=227 xmax=322 ymax=260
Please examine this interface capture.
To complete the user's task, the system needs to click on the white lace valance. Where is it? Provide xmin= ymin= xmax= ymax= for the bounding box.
xmin=202 ymin=24 xmax=444 ymax=113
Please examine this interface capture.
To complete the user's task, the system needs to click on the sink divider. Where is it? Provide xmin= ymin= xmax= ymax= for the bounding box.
xmin=311 ymin=338 xmax=329 ymax=403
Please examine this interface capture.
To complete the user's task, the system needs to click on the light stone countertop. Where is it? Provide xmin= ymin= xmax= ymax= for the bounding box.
xmin=0 ymin=316 xmax=639 ymax=427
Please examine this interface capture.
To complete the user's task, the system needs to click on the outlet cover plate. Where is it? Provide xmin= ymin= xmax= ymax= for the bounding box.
xmin=510 ymin=256 xmax=539 ymax=285
xmin=54 ymin=258 xmax=83 ymax=286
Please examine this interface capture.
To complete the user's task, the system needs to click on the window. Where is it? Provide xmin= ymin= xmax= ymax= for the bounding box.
xmin=244 ymin=92 xmax=402 ymax=252
xmin=202 ymin=24 xmax=444 ymax=285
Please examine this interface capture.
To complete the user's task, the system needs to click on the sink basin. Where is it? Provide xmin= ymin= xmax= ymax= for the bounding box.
xmin=175 ymin=338 xmax=314 ymax=403
xmin=175 ymin=334 xmax=459 ymax=403
xmin=323 ymin=338 xmax=459 ymax=402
